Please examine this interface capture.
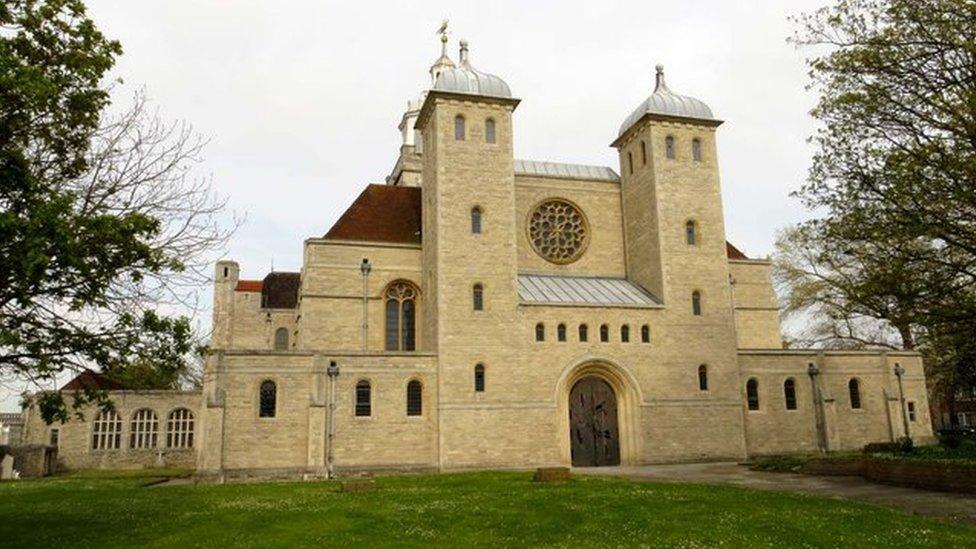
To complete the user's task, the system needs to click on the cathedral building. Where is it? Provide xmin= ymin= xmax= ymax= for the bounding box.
xmin=23 ymin=35 xmax=933 ymax=476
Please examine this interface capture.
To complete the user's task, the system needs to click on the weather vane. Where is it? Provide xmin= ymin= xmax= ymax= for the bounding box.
xmin=436 ymin=19 xmax=449 ymax=48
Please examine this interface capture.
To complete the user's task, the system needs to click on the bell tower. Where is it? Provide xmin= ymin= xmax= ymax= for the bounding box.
xmin=415 ymin=38 xmax=521 ymax=467
xmin=613 ymin=64 xmax=747 ymax=457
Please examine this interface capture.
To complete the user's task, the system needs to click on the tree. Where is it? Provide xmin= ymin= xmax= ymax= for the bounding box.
xmin=774 ymin=223 xmax=957 ymax=350
xmin=792 ymin=0 xmax=976 ymax=305
xmin=1 ymin=1 xmax=231 ymax=421
xmin=780 ymin=0 xmax=976 ymax=413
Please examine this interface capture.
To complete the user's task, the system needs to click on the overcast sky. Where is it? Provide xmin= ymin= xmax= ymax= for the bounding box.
xmin=1 ymin=0 xmax=829 ymax=411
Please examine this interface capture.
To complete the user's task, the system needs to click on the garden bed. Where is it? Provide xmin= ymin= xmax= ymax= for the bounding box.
xmin=750 ymin=444 xmax=976 ymax=494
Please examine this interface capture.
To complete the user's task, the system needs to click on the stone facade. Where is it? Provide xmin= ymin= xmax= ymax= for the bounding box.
xmin=194 ymin=38 xmax=934 ymax=478
xmin=24 ymin=36 xmax=936 ymax=476
xmin=22 ymin=390 xmax=200 ymax=471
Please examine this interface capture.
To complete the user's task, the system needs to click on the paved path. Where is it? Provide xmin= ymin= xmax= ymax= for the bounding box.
xmin=575 ymin=462 xmax=976 ymax=525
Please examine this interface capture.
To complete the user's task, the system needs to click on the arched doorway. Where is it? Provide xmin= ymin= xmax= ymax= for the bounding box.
xmin=569 ymin=376 xmax=620 ymax=466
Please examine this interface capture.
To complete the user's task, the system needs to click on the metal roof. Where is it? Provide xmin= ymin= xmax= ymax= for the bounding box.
xmin=619 ymin=65 xmax=715 ymax=137
xmin=518 ymin=274 xmax=660 ymax=307
xmin=432 ymin=40 xmax=512 ymax=99
xmin=515 ymin=159 xmax=620 ymax=182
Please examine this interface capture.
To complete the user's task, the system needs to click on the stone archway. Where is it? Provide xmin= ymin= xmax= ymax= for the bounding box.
xmin=555 ymin=360 xmax=642 ymax=466
xmin=569 ymin=377 xmax=620 ymax=466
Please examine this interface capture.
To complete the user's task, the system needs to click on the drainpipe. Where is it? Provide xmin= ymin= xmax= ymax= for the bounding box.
xmin=360 ymin=258 xmax=372 ymax=352
xmin=326 ymin=360 xmax=340 ymax=479
xmin=894 ymin=363 xmax=910 ymax=440
xmin=807 ymin=363 xmax=828 ymax=453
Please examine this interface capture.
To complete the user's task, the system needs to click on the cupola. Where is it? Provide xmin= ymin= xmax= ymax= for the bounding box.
xmin=432 ymin=40 xmax=512 ymax=99
xmin=618 ymin=65 xmax=715 ymax=138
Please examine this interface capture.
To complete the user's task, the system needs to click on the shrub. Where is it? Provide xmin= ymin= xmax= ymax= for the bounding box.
xmin=897 ymin=436 xmax=914 ymax=454
xmin=862 ymin=442 xmax=900 ymax=454
xmin=940 ymin=433 xmax=963 ymax=449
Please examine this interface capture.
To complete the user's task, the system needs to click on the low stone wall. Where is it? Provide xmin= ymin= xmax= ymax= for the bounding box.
xmin=861 ymin=460 xmax=976 ymax=494
xmin=798 ymin=458 xmax=976 ymax=494
xmin=0 ymin=444 xmax=57 ymax=477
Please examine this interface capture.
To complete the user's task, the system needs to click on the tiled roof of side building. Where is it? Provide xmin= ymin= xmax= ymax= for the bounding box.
xmin=725 ymin=242 xmax=749 ymax=260
xmin=235 ymin=280 xmax=263 ymax=292
xmin=261 ymin=272 xmax=300 ymax=309
xmin=60 ymin=370 xmax=128 ymax=391
xmin=324 ymin=184 xmax=422 ymax=245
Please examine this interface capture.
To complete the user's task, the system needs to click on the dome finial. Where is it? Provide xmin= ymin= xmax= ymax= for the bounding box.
xmin=459 ymin=39 xmax=470 ymax=66
xmin=654 ymin=64 xmax=668 ymax=92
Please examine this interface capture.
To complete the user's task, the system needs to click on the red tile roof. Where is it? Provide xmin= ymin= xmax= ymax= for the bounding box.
xmin=324 ymin=184 xmax=422 ymax=244
xmin=726 ymin=241 xmax=749 ymax=260
xmin=60 ymin=370 xmax=128 ymax=391
xmin=235 ymin=280 xmax=263 ymax=292
xmin=322 ymin=184 xmax=749 ymax=260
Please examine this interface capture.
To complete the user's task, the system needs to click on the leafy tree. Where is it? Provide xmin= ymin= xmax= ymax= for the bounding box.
xmin=780 ymin=0 xmax=976 ymax=417
xmin=2 ymin=1 xmax=229 ymax=421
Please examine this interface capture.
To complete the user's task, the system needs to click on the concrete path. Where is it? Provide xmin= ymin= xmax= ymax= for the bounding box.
xmin=575 ymin=462 xmax=976 ymax=525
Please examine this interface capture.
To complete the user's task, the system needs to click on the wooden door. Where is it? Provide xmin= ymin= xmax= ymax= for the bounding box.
xmin=569 ymin=377 xmax=620 ymax=466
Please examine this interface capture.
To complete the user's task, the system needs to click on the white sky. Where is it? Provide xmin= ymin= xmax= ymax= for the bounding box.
xmin=1 ymin=0 xmax=827 ymax=411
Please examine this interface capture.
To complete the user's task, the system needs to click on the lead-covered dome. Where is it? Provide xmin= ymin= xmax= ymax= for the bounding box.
xmin=433 ymin=40 xmax=512 ymax=99
xmin=618 ymin=65 xmax=714 ymax=136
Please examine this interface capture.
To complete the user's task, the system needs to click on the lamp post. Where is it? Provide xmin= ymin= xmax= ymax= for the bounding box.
xmin=894 ymin=363 xmax=910 ymax=440
xmin=326 ymin=360 xmax=340 ymax=479
xmin=360 ymin=258 xmax=371 ymax=352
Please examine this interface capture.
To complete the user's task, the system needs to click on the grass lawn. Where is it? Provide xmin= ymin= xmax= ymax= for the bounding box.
xmin=2 ymin=471 xmax=975 ymax=548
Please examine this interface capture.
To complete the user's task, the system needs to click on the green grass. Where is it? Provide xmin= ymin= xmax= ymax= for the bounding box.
xmin=748 ymin=453 xmax=821 ymax=472
xmin=2 ymin=471 xmax=974 ymax=547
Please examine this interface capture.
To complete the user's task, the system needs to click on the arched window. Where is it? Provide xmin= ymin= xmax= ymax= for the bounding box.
xmin=385 ymin=281 xmax=418 ymax=351
xmin=746 ymin=378 xmax=759 ymax=411
xmin=628 ymin=151 xmax=634 ymax=174
xmin=454 ymin=115 xmax=465 ymax=140
xmin=641 ymin=324 xmax=650 ymax=343
xmin=692 ymin=291 xmax=702 ymax=316
xmin=640 ymin=140 xmax=647 ymax=165
xmin=259 ymin=380 xmax=277 ymax=418
xmin=471 ymin=207 xmax=482 ymax=234
xmin=474 ymin=364 xmax=485 ymax=392
xmin=130 ymin=409 xmax=159 ymax=449
xmin=485 ymin=118 xmax=496 ymax=144
xmin=849 ymin=378 xmax=862 ymax=409
xmin=535 ymin=322 xmax=545 ymax=342
xmin=557 ymin=323 xmax=567 ymax=342
xmin=686 ymin=220 xmax=697 ymax=245
xmin=355 ymin=380 xmax=371 ymax=417
xmin=579 ymin=324 xmax=588 ymax=342
xmin=407 ymin=380 xmax=423 ymax=416
xmin=698 ymin=365 xmax=708 ymax=391
xmin=472 ymin=284 xmax=484 ymax=311
xmin=784 ymin=378 xmax=797 ymax=410
xmin=274 ymin=327 xmax=289 ymax=350
xmin=166 ymin=408 xmax=194 ymax=449
xmin=620 ymin=324 xmax=630 ymax=343
xmin=692 ymin=138 xmax=702 ymax=161
xmin=665 ymin=135 xmax=675 ymax=159
xmin=600 ymin=324 xmax=609 ymax=342
xmin=92 ymin=409 xmax=122 ymax=450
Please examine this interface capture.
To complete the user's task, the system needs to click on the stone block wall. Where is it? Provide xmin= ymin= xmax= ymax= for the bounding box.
xmin=738 ymin=350 xmax=934 ymax=456
xmin=22 ymin=391 xmax=200 ymax=471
